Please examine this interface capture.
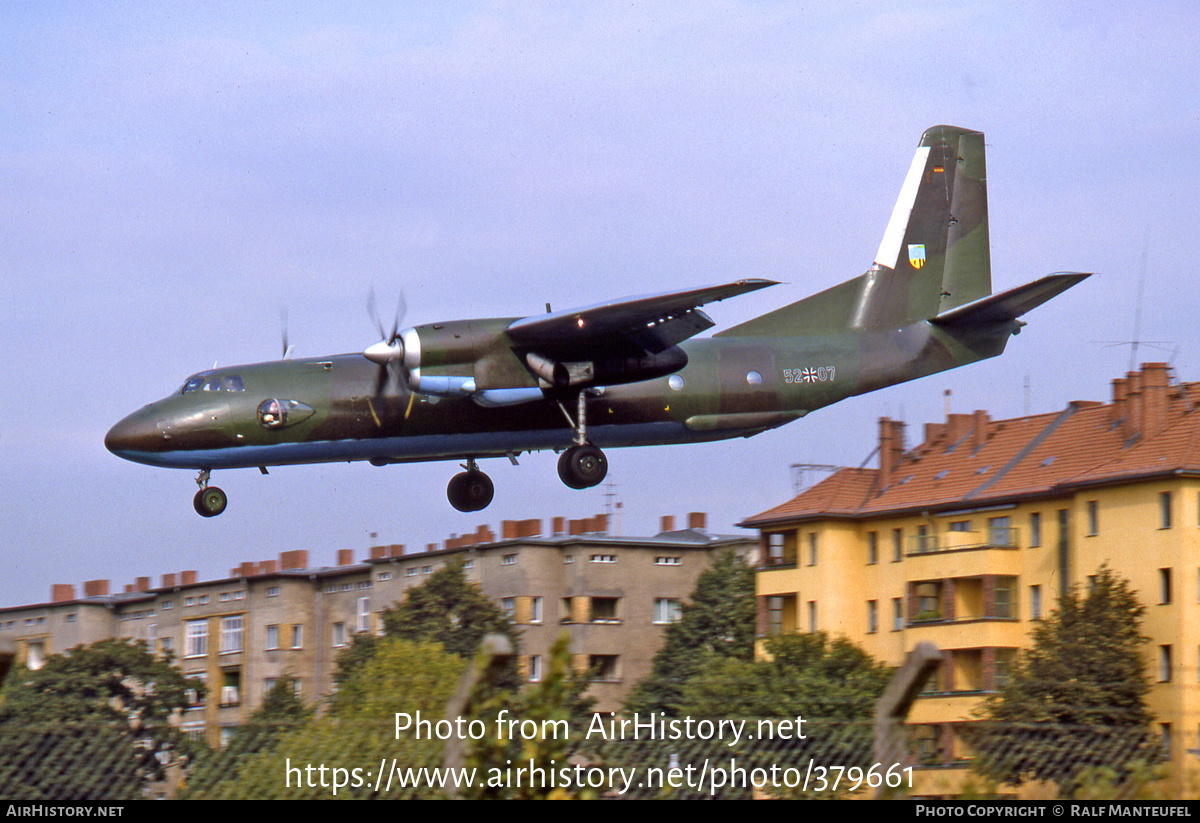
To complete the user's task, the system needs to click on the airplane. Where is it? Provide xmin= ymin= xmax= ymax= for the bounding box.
xmin=106 ymin=125 xmax=1089 ymax=517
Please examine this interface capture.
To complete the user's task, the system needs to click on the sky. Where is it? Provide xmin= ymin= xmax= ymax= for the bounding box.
xmin=2 ymin=1 xmax=1197 ymax=606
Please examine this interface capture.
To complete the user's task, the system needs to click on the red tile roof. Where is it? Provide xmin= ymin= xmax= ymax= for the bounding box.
xmin=742 ymin=364 xmax=1200 ymax=528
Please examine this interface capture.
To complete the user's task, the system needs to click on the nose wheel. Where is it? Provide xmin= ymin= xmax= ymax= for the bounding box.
xmin=447 ymin=460 xmax=494 ymax=512
xmin=193 ymin=469 xmax=228 ymax=517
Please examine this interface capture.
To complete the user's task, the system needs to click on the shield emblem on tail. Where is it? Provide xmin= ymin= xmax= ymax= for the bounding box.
xmin=908 ymin=244 xmax=926 ymax=269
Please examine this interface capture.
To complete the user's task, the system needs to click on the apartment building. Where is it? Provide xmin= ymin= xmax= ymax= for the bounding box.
xmin=745 ymin=363 xmax=1200 ymax=786
xmin=0 ymin=512 xmax=751 ymax=743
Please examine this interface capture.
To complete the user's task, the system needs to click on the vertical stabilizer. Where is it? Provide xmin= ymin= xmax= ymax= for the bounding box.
xmin=719 ymin=126 xmax=992 ymax=339
xmin=857 ymin=125 xmax=991 ymax=326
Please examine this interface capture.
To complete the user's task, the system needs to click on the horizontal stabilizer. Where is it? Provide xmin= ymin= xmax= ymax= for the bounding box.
xmin=931 ymin=272 xmax=1091 ymax=327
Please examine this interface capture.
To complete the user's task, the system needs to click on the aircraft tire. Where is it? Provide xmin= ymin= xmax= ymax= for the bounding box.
xmin=558 ymin=445 xmax=608 ymax=489
xmin=447 ymin=470 xmax=494 ymax=512
xmin=194 ymin=486 xmax=228 ymax=518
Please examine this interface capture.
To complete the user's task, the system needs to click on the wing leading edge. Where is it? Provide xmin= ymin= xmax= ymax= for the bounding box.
xmin=506 ymin=278 xmax=778 ymax=356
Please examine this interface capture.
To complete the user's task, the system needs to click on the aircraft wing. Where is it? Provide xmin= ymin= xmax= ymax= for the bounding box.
xmin=506 ymin=278 xmax=778 ymax=355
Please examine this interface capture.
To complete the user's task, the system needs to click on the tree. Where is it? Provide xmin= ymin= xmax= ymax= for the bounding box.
xmin=624 ymin=551 xmax=756 ymax=715
xmin=970 ymin=566 xmax=1159 ymax=793
xmin=381 ymin=561 xmax=517 ymax=657
xmin=191 ymin=640 xmax=465 ymax=799
xmin=674 ymin=632 xmax=891 ymax=718
xmin=0 ymin=638 xmax=197 ymax=799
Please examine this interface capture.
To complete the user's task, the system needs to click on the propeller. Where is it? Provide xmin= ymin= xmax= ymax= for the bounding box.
xmin=364 ymin=287 xmax=408 ymax=395
xmin=280 ymin=307 xmax=295 ymax=359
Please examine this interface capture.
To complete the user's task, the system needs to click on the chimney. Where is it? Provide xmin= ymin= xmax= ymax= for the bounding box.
xmin=502 ymin=520 xmax=519 ymax=539
xmin=162 ymin=573 xmax=176 ymax=588
xmin=237 ymin=561 xmax=255 ymax=578
xmin=946 ymin=413 xmax=973 ymax=445
xmin=389 ymin=545 xmax=404 ymax=558
xmin=136 ymin=576 xmax=150 ymax=592
xmin=476 ymin=525 xmax=495 ymax=543
xmin=83 ymin=579 xmax=109 ymax=597
xmin=258 ymin=560 xmax=278 ymax=574
xmin=591 ymin=514 xmax=608 ymax=534
xmin=923 ymin=421 xmax=947 ymax=446
xmin=688 ymin=512 xmax=707 ymax=530
xmin=568 ymin=518 xmax=585 ymax=536
xmin=337 ymin=549 xmax=354 ymax=566
xmin=51 ymin=584 xmax=75 ymax=603
xmin=181 ymin=571 xmax=198 ymax=585
xmin=878 ymin=418 xmax=905 ymax=489
xmin=370 ymin=545 xmax=387 ymax=560
xmin=1111 ymin=377 xmax=1128 ymax=430
xmin=661 ymin=515 xmax=675 ymax=532
xmin=552 ymin=516 xmax=566 ymax=536
xmin=518 ymin=518 xmax=542 ymax=538
xmin=1141 ymin=363 xmax=1170 ymax=441
xmin=971 ymin=410 xmax=990 ymax=453
xmin=1126 ymin=370 xmax=1143 ymax=441
xmin=279 ymin=550 xmax=308 ymax=571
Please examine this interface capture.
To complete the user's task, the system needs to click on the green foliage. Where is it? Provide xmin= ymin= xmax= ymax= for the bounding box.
xmin=0 ymin=639 xmax=196 ymax=799
xmin=463 ymin=634 xmax=598 ymax=799
xmin=970 ymin=566 xmax=1159 ymax=794
xmin=675 ymin=632 xmax=891 ymax=718
xmin=624 ymin=551 xmax=756 ymax=715
xmin=191 ymin=640 xmax=465 ymax=799
xmin=183 ymin=675 xmax=313 ymax=798
xmin=381 ymin=561 xmax=517 ymax=658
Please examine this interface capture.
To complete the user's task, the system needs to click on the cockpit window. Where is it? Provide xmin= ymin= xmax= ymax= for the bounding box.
xmin=182 ymin=374 xmax=245 ymax=394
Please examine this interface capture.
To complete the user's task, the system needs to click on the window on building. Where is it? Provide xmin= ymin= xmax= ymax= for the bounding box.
xmin=463 ymin=559 xmax=474 ymax=570
xmin=892 ymin=529 xmax=903 ymax=562
xmin=186 ymin=674 xmax=206 ymax=707
xmin=867 ymin=532 xmax=878 ymax=565
xmin=1160 ymin=645 xmax=1173 ymax=682
xmin=357 ymin=597 xmax=370 ymax=632
xmin=1161 ymin=723 xmax=1172 ymax=758
xmin=266 ymin=586 xmax=279 ymax=597
xmin=915 ymin=524 xmax=930 ymax=553
xmin=988 ymin=516 xmax=1013 ymax=547
xmin=655 ymin=556 xmax=682 ymax=566
xmin=266 ymin=624 xmax=278 ymax=650
xmin=162 ymin=600 xmax=174 ymax=610
xmin=949 ymin=520 xmax=971 ymax=532
xmin=1087 ymin=501 xmax=1098 ymax=536
xmin=867 ymin=600 xmax=878 ymax=634
xmin=185 ymin=620 xmax=207 ymax=658
xmin=1029 ymin=512 xmax=1041 ymax=547
xmin=378 ymin=571 xmax=392 ymax=581
xmin=1031 ymin=585 xmax=1042 ymax=620
xmin=994 ymin=577 xmax=1017 ymax=618
xmin=807 ymin=600 xmax=817 ymax=632
xmin=588 ymin=655 xmax=620 ymax=682
xmin=654 ymin=598 xmax=682 ymax=625
xmin=590 ymin=555 xmax=616 ymax=564
xmin=767 ymin=596 xmax=785 ymax=635
xmin=1161 ymin=569 xmax=1173 ymax=604
xmin=915 ymin=582 xmax=942 ymax=621
xmin=501 ymin=598 xmax=516 ymax=619
xmin=502 ymin=554 xmax=517 ymax=566
xmin=332 ymin=622 xmax=346 ymax=647
xmin=893 ymin=598 xmax=903 ymax=631
xmin=219 ymin=616 xmax=243 ymax=653
xmin=220 ymin=670 xmax=241 ymax=707
xmin=591 ymin=597 xmax=620 ymax=623
xmin=1161 ymin=491 xmax=1173 ymax=529
xmin=528 ymin=655 xmax=542 ymax=683
xmin=291 ymin=625 xmax=303 ymax=649
xmin=530 ymin=597 xmax=543 ymax=624
xmin=807 ymin=533 xmax=818 ymax=566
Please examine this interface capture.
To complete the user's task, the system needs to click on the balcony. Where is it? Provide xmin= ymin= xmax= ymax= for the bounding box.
xmin=908 ymin=527 xmax=1020 ymax=555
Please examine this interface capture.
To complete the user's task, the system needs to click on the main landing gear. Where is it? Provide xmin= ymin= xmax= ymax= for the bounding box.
xmin=447 ymin=458 xmax=495 ymax=513
xmin=555 ymin=390 xmax=608 ymax=490
xmin=193 ymin=469 xmax=227 ymax=518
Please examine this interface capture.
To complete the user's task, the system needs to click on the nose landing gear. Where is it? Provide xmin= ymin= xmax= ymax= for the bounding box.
xmin=193 ymin=469 xmax=228 ymax=517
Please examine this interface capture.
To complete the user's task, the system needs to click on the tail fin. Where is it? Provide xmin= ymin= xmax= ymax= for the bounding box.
xmin=720 ymin=125 xmax=992 ymax=337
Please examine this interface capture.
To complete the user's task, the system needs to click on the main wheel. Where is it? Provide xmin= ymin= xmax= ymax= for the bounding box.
xmin=194 ymin=486 xmax=228 ymax=517
xmin=557 ymin=444 xmax=608 ymax=489
xmin=447 ymin=470 xmax=494 ymax=512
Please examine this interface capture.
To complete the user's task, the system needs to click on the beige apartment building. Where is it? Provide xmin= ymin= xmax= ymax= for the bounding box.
xmin=0 ymin=512 xmax=751 ymax=744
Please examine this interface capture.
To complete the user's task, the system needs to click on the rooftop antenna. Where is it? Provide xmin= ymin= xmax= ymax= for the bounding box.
xmin=603 ymin=479 xmax=620 ymax=535
xmin=1129 ymin=225 xmax=1149 ymax=373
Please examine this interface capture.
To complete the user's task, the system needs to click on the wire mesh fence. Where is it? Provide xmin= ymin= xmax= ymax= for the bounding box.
xmin=0 ymin=715 xmax=1177 ymax=800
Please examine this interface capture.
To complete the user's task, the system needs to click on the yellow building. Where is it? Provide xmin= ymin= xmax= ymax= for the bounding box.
xmin=744 ymin=363 xmax=1200 ymax=785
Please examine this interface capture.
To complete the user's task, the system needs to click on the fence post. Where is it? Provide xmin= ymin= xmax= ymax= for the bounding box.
xmin=873 ymin=641 xmax=941 ymax=797
xmin=441 ymin=634 xmax=513 ymax=799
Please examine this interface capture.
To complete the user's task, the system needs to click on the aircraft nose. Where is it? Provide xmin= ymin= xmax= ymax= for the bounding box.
xmin=105 ymin=412 xmax=160 ymax=458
